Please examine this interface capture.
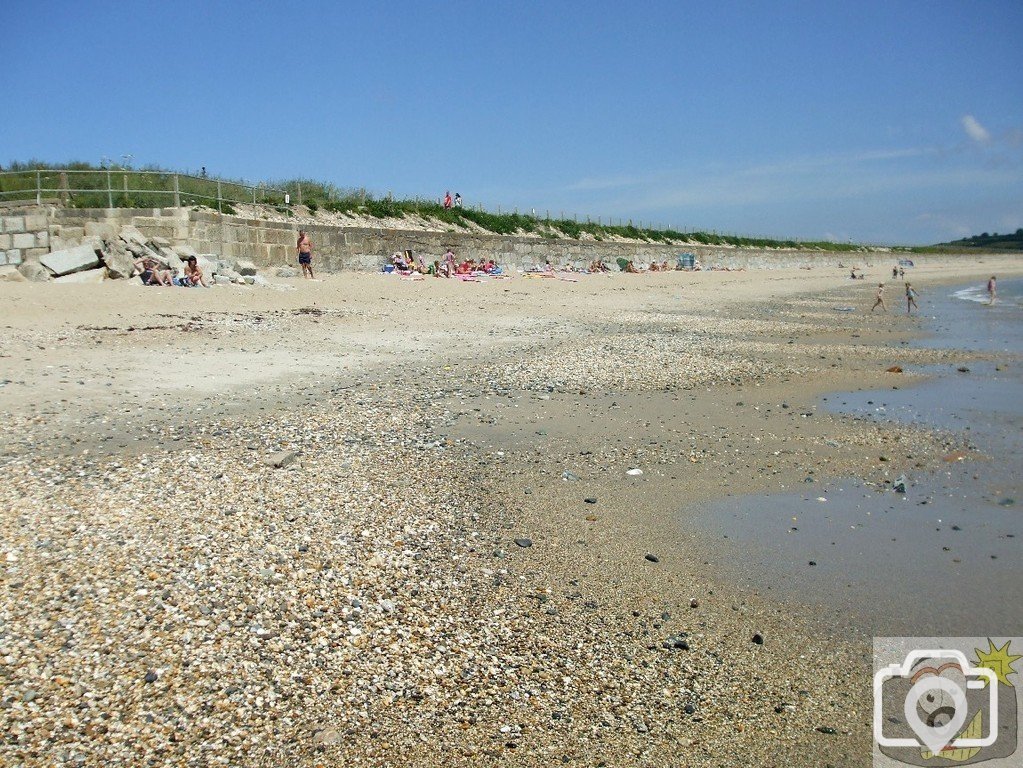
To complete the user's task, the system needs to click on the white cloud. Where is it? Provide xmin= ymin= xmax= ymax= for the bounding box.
xmin=961 ymin=114 xmax=991 ymax=144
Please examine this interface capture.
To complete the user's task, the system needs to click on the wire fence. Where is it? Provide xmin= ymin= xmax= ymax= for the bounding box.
xmin=0 ymin=169 xmax=288 ymax=213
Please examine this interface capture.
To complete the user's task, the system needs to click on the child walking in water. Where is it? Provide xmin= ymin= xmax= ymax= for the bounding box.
xmin=988 ymin=276 xmax=997 ymax=305
xmin=871 ymin=283 xmax=886 ymax=312
xmin=905 ymin=282 xmax=918 ymax=314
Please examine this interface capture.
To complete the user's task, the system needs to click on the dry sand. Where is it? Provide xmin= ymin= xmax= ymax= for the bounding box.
xmin=1 ymin=256 xmax=1021 ymax=766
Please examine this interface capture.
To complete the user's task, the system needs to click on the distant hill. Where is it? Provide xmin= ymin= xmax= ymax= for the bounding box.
xmin=936 ymin=230 xmax=1023 ymax=251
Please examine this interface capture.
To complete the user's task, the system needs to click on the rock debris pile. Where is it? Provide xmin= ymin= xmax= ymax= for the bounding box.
xmin=5 ymin=224 xmax=265 ymax=286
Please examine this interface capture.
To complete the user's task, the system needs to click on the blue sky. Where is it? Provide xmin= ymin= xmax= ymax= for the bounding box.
xmin=5 ymin=1 xmax=1022 ymax=245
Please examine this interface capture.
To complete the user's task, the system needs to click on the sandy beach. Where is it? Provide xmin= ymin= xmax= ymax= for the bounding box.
xmin=2 ymin=256 xmax=1021 ymax=766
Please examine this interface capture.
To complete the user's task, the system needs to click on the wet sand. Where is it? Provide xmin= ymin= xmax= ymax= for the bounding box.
xmin=2 ymin=257 xmax=1022 ymax=766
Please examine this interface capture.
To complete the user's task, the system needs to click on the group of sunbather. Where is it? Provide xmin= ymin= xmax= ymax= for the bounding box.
xmin=134 ymin=255 xmax=209 ymax=287
xmin=390 ymin=250 xmax=502 ymax=278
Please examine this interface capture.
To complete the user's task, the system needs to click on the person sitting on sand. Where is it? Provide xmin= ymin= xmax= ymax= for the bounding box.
xmin=624 ymin=260 xmax=639 ymax=274
xmin=182 ymin=256 xmax=208 ymax=287
xmin=870 ymin=283 xmax=886 ymax=313
xmin=661 ymin=261 xmax=670 ymax=271
xmin=543 ymin=260 xmax=554 ymax=273
xmin=905 ymin=282 xmax=918 ymax=314
xmin=133 ymin=256 xmax=173 ymax=286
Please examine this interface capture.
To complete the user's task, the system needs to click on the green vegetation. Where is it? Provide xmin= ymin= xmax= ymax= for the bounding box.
xmin=934 ymin=230 xmax=1023 ymax=251
xmin=2 ymin=160 xmax=902 ymax=251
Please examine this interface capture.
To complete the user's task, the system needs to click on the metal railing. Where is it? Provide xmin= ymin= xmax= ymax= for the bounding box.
xmin=0 ymin=169 xmax=288 ymax=212
xmin=0 ymin=168 xmax=817 ymax=244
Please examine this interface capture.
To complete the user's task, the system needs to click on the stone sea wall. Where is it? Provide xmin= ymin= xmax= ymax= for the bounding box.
xmin=1 ymin=204 xmax=940 ymax=274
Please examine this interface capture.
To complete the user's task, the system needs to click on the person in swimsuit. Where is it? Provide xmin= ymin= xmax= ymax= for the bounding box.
xmin=184 ymin=256 xmax=208 ymax=287
xmin=133 ymin=256 xmax=172 ymax=286
xmin=442 ymin=249 xmax=456 ymax=278
xmin=871 ymin=283 xmax=886 ymax=312
xmin=297 ymin=230 xmax=314 ymax=279
xmin=987 ymin=276 xmax=997 ymax=304
xmin=905 ymin=282 xmax=918 ymax=314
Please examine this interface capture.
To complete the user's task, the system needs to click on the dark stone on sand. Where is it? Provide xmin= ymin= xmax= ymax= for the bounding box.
xmin=815 ymin=726 xmax=838 ymax=735
xmin=644 ymin=553 xmax=660 ymax=563
xmin=808 ymin=560 xmax=817 ymax=567
xmin=514 ymin=538 xmax=533 ymax=548
xmin=999 ymin=498 xmax=1015 ymax=507
xmin=144 ymin=670 xmax=158 ymax=683
xmin=683 ymin=703 xmax=696 ymax=715
xmin=752 ymin=633 xmax=764 ymax=645
xmin=957 ymin=366 xmax=970 ymax=373
xmin=584 ymin=497 xmax=597 ymax=504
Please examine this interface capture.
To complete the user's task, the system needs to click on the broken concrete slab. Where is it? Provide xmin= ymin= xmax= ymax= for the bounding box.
xmin=17 ymin=260 xmax=52 ymax=282
xmin=54 ymin=267 xmax=106 ymax=284
xmin=119 ymin=226 xmax=148 ymax=247
xmin=39 ymin=242 xmax=102 ymax=276
xmin=171 ymin=243 xmax=199 ymax=259
xmin=104 ymin=251 xmax=136 ymax=280
xmin=233 ymin=259 xmax=257 ymax=276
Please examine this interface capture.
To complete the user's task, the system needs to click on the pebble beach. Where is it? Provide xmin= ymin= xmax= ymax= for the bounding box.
xmin=2 ymin=257 xmax=1021 ymax=766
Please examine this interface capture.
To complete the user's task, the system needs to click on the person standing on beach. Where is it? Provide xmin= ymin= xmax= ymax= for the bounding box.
xmin=988 ymin=276 xmax=997 ymax=304
xmin=443 ymin=191 xmax=453 ymax=209
xmin=297 ymin=230 xmax=314 ymax=279
xmin=905 ymin=282 xmax=918 ymax=314
xmin=454 ymin=192 xmax=462 ymax=207
xmin=871 ymin=283 xmax=886 ymax=312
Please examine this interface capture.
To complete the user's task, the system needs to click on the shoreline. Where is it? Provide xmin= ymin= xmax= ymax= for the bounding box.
xmin=2 ymin=258 xmax=1022 ymax=765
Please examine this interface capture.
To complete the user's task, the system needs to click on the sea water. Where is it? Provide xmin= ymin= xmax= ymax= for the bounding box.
xmin=689 ymin=277 xmax=1023 ymax=637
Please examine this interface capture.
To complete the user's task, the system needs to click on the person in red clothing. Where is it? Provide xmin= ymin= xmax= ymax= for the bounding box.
xmin=443 ymin=191 xmax=453 ymax=209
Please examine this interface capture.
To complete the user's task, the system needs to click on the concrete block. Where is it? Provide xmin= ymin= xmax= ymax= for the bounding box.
xmin=24 ymin=248 xmax=49 ymax=259
xmin=18 ymin=260 xmax=51 ymax=281
xmin=0 ymin=234 xmax=10 ymax=250
xmin=234 ymin=259 xmax=257 ymax=276
xmin=2 ymin=216 xmax=25 ymax=234
xmin=39 ymin=242 xmax=102 ymax=276
xmin=103 ymin=250 xmax=136 ymax=280
xmin=35 ymin=231 xmax=49 ymax=247
xmin=119 ymin=225 xmax=148 ymax=247
xmin=12 ymin=233 xmax=35 ymax=249
xmin=0 ymin=265 xmax=27 ymax=282
xmin=151 ymin=236 xmax=171 ymax=247
xmin=24 ymin=214 xmax=48 ymax=231
xmin=55 ymin=267 xmax=107 ymax=284
xmin=6 ymin=250 xmax=22 ymax=265
xmin=171 ymin=243 xmax=198 ymax=258
xmin=84 ymin=221 xmax=117 ymax=240
xmin=0 ymin=252 xmax=6 ymax=265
